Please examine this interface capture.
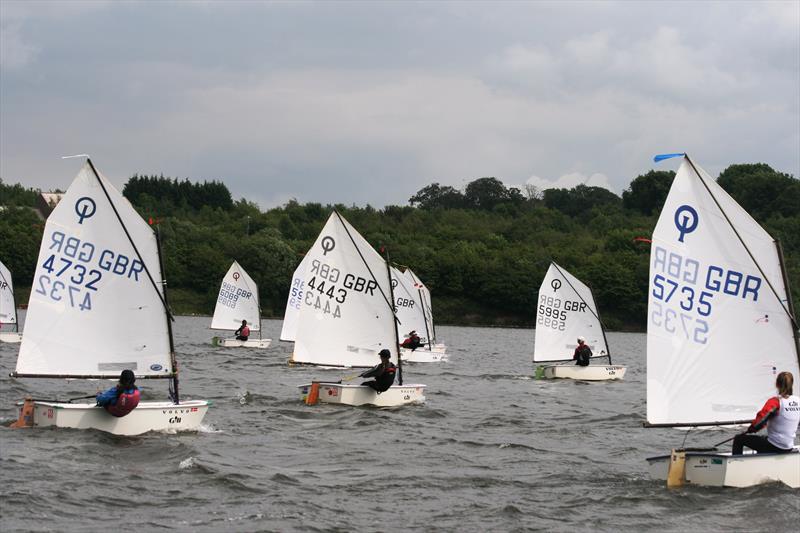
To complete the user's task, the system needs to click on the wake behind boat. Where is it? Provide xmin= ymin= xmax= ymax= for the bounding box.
xmin=644 ymin=153 xmax=800 ymax=488
xmin=9 ymin=158 xmax=209 ymax=436
xmin=210 ymin=260 xmax=271 ymax=348
xmin=532 ymin=262 xmax=625 ymax=381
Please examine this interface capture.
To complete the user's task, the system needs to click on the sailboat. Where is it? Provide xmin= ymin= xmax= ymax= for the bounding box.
xmin=644 ymin=154 xmax=799 ymax=488
xmin=392 ymin=266 xmax=448 ymax=363
xmin=0 ymin=260 xmax=23 ymax=343
xmin=295 ymin=211 xmax=426 ymax=407
xmin=210 ymin=261 xmax=271 ymax=348
xmin=10 ymin=159 xmax=210 ymax=436
xmin=279 ymin=253 xmax=310 ymax=345
xmin=404 ymin=268 xmax=448 ymax=353
xmin=532 ymin=262 xmax=626 ymax=380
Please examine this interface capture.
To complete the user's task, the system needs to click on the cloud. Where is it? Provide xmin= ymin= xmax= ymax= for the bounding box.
xmin=526 ymin=172 xmax=613 ymax=192
xmin=0 ymin=22 xmax=37 ymax=69
xmin=0 ymin=1 xmax=797 ymax=208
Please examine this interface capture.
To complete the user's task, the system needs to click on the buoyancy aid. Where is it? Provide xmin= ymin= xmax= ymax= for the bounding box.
xmin=105 ymin=387 xmax=141 ymax=417
xmin=374 ymin=363 xmax=397 ymax=391
xmin=767 ymin=395 xmax=800 ymax=450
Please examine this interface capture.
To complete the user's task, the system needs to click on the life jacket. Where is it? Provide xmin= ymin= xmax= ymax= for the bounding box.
xmin=767 ymin=395 xmax=800 ymax=450
xmin=238 ymin=325 xmax=250 ymax=339
xmin=576 ymin=345 xmax=592 ymax=366
xmin=105 ymin=387 xmax=141 ymax=417
xmin=374 ymin=363 xmax=397 ymax=392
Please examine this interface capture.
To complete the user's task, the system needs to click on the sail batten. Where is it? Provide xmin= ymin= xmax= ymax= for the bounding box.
xmin=16 ymin=161 xmax=173 ymax=378
xmin=533 ymin=262 xmax=609 ymax=363
xmin=646 ymin=156 xmax=799 ymax=426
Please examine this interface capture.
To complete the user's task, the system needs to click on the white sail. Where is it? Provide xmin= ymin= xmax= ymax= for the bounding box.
xmin=16 ymin=161 xmax=173 ymax=378
xmin=533 ymin=262 xmax=608 ymax=363
xmin=405 ymin=268 xmax=435 ymax=343
xmin=391 ymin=267 xmax=429 ymax=344
xmin=647 ymin=156 xmax=800 ymax=426
xmin=0 ymin=260 xmax=17 ymax=328
xmin=292 ymin=211 xmax=397 ymax=367
xmin=210 ymin=261 xmax=261 ymax=332
xmin=280 ymin=253 xmax=311 ymax=341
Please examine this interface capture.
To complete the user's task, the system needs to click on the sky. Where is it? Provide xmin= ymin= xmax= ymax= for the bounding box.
xmin=1 ymin=0 xmax=798 ymax=208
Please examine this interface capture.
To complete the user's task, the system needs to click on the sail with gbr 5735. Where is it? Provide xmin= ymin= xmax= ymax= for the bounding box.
xmin=644 ymin=154 xmax=799 ymax=488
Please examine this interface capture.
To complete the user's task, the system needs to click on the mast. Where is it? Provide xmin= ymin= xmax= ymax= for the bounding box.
xmin=776 ymin=239 xmax=800 ymax=368
xmin=587 ymin=282 xmax=612 ymax=365
xmin=255 ymin=274 xmax=263 ymax=341
xmin=417 ymin=286 xmax=433 ymax=350
xmin=384 ymin=249 xmax=403 ymax=385
xmin=156 ymin=225 xmax=180 ymax=404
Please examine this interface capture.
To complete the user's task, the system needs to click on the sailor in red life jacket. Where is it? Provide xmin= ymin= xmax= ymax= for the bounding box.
xmin=235 ymin=319 xmax=250 ymax=341
xmin=96 ymin=369 xmax=141 ymax=417
xmin=573 ymin=336 xmax=592 ymax=366
xmin=733 ymin=371 xmax=800 ymax=455
xmin=400 ymin=330 xmax=422 ymax=351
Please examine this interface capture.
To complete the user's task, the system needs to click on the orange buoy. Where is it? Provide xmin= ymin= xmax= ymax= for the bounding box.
xmin=305 ymin=382 xmax=320 ymax=405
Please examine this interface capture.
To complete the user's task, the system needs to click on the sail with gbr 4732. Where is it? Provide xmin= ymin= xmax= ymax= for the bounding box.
xmin=11 ymin=159 xmax=209 ymax=435
xmin=644 ymin=154 xmax=799 ymax=488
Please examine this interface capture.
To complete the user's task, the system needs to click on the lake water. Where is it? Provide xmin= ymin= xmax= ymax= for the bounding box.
xmin=1 ymin=317 xmax=797 ymax=532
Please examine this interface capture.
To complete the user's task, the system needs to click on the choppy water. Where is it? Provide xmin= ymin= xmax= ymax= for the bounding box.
xmin=1 ymin=316 xmax=797 ymax=532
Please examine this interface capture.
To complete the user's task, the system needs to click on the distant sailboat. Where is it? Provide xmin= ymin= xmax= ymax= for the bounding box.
xmin=295 ymin=211 xmax=426 ymax=407
xmin=644 ymin=154 xmax=799 ymax=488
xmin=211 ymin=261 xmax=271 ymax=348
xmin=392 ymin=266 xmax=448 ymax=363
xmin=10 ymin=159 xmax=209 ymax=435
xmin=0 ymin=260 xmax=23 ymax=343
xmin=279 ymin=253 xmax=311 ymax=344
xmin=404 ymin=268 xmax=447 ymax=353
xmin=532 ymin=262 xmax=625 ymax=380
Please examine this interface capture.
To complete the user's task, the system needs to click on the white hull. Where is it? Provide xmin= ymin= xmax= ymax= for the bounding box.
xmin=212 ymin=336 xmax=271 ymax=348
xmin=540 ymin=364 xmax=626 ymax=381
xmin=299 ymin=383 xmax=426 ymax=407
xmin=0 ymin=332 xmax=23 ymax=343
xmin=647 ymin=449 xmax=800 ymax=488
xmin=401 ymin=347 xmax=449 ymax=362
xmin=21 ymin=400 xmax=210 ymax=436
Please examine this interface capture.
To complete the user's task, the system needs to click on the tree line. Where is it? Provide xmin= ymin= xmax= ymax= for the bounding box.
xmin=0 ymin=164 xmax=797 ymax=330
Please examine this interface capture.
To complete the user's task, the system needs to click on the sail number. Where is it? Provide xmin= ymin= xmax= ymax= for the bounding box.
xmin=217 ymin=281 xmax=253 ymax=309
xmin=33 ymin=230 xmax=151 ymax=311
xmin=35 ymin=274 xmax=93 ymax=311
xmin=648 ymin=245 xmax=764 ymax=345
xmin=537 ymin=295 xmax=587 ymax=330
xmin=288 ymin=277 xmax=304 ymax=310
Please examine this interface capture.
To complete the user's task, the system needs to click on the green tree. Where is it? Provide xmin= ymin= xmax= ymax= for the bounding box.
xmin=622 ymin=170 xmax=675 ymax=215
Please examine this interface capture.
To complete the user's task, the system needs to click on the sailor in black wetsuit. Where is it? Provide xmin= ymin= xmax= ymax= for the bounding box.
xmin=360 ymin=349 xmax=396 ymax=393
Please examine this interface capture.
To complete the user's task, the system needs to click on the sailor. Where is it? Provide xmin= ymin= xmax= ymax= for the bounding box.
xmin=400 ymin=330 xmax=422 ymax=351
xmin=733 ymin=371 xmax=800 ymax=455
xmin=573 ymin=336 xmax=592 ymax=366
xmin=96 ymin=369 xmax=141 ymax=417
xmin=235 ymin=319 xmax=250 ymax=341
xmin=360 ymin=349 xmax=396 ymax=393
